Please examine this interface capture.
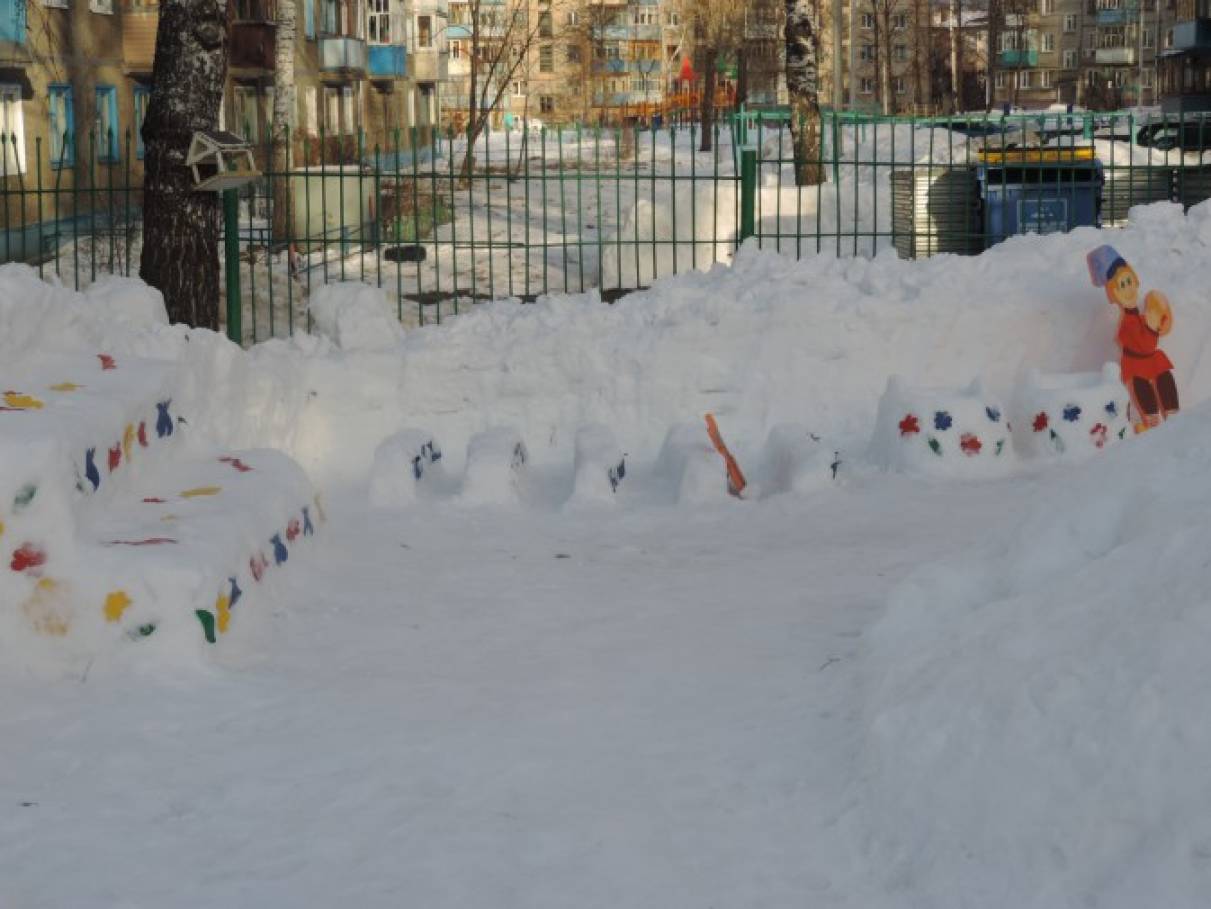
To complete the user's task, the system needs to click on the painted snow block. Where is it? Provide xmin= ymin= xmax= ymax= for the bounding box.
xmin=368 ymin=429 xmax=446 ymax=508
xmin=655 ymin=422 xmax=731 ymax=504
xmin=755 ymin=424 xmax=842 ymax=497
xmin=569 ymin=423 xmax=627 ymax=505
xmin=870 ymin=377 xmax=1015 ymax=476
xmin=1010 ymin=363 xmax=1131 ymax=459
xmin=461 ymin=427 xmax=529 ymax=506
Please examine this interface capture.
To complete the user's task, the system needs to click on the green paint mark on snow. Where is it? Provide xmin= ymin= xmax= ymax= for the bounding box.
xmin=13 ymin=484 xmax=36 ymax=512
xmin=195 ymin=609 xmax=216 ymax=644
xmin=928 ymin=437 xmax=942 ymax=456
xmin=1049 ymin=428 xmax=1066 ymax=454
xmin=995 ymin=439 xmax=1005 ymax=456
xmin=1119 ymin=427 xmax=1128 ymax=440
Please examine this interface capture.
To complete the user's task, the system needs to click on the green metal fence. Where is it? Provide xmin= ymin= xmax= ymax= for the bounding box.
xmin=5 ymin=109 xmax=1211 ymax=346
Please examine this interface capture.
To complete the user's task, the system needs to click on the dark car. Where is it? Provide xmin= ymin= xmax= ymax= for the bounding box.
xmin=1136 ymin=120 xmax=1211 ymax=151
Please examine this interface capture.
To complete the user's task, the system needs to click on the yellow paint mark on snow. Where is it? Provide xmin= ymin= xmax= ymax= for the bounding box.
xmin=3 ymin=391 xmax=44 ymax=410
xmin=50 ymin=382 xmax=83 ymax=392
xmin=122 ymin=424 xmax=135 ymax=462
xmin=104 ymin=590 xmax=133 ymax=623
xmin=161 ymin=514 xmax=178 ymax=522
xmin=0 ymin=518 xmax=4 ymax=540
xmin=313 ymin=493 xmax=327 ymax=524
xmin=215 ymin=592 xmax=231 ymax=634
xmin=23 ymin=578 xmax=70 ymax=636
xmin=180 ymin=486 xmax=221 ymax=499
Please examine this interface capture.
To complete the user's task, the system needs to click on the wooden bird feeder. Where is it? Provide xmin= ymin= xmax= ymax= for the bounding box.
xmin=187 ymin=130 xmax=260 ymax=192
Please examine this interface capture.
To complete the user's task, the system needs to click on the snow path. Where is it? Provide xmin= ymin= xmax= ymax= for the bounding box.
xmin=1 ymin=473 xmax=1036 ymax=908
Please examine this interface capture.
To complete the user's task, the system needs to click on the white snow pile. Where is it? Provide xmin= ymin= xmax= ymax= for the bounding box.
xmin=863 ymin=406 xmax=1211 ymax=907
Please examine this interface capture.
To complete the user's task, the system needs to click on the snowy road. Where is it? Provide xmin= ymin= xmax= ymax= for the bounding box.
xmin=0 ymin=473 xmax=1032 ymax=908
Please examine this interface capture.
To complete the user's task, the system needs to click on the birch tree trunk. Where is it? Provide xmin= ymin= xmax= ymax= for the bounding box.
xmin=272 ymin=0 xmax=297 ymax=241
xmin=878 ymin=10 xmax=892 ymax=114
xmin=785 ymin=0 xmax=822 ymax=186
xmin=140 ymin=0 xmax=230 ymax=330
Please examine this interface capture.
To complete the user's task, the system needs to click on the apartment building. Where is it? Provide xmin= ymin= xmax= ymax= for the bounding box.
xmin=815 ymin=0 xmax=932 ymax=114
xmin=1159 ymin=0 xmax=1211 ymax=111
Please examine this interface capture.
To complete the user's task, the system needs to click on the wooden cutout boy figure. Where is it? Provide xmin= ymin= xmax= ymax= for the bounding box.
xmin=1087 ymin=244 xmax=1179 ymax=433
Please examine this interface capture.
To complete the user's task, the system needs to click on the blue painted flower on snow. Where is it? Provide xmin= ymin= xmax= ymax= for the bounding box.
xmin=933 ymin=410 xmax=953 ymax=431
xmin=1105 ymin=401 xmax=1117 ymax=417
xmin=985 ymin=406 xmax=1001 ymax=423
xmin=1062 ymin=404 xmax=1082 ymax=423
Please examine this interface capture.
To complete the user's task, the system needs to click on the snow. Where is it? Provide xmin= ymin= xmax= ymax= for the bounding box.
xmin=5 ymin=200 xmax=1211 ymax=905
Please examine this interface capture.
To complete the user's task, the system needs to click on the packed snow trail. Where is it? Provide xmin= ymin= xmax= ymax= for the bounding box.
xmin=1 ymin=473 xmax=1037 ymax=908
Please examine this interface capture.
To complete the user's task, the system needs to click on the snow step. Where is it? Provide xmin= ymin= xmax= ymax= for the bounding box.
xmin=655 ymin=422 xmax=732 ymax=504
xmin=460 ymin=427 xmax=530 ymax=506
xmin=368 ymin=429 xmax=445 ymax=508
xmin=569 ymin=424 xmax=627 ymax=504
xmin=12 ymin=448 xmax=321 ymax=648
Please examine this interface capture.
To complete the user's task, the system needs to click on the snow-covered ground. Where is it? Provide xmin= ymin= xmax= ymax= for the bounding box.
xmin=5 ymin=199 xmax=1211 ymax=906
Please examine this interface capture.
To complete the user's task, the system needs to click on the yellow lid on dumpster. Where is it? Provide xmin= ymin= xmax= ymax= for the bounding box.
xmin=977 ymin=146 xmax=1096 ymax=164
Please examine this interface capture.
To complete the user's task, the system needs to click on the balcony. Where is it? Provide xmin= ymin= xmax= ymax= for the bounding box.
xmin=368 ymin=44 xmax=406 ymax=78
xmin=1096 ymin=7 xmax=1129 ymax=24
xmin=1000 ymin=49 xmax=1039 ymax=66
xmin=1172 ymin=18 xmax=1211 ymax=51
xmin=319 ymin=36 xmax=368 ymax=73
xmin=123 ymin=11 xmax=159 ymax=72
xmin=231 ymin=22 xmax=276 ymax=70
xmin=410 ymin=47 xmax=447 ymax=82
xmin=1096 ymin=45 xmax=1137 ymax=63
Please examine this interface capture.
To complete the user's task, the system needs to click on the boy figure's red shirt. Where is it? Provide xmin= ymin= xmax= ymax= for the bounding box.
xmin=1117 ymin=309 xmax=1173 ymax=384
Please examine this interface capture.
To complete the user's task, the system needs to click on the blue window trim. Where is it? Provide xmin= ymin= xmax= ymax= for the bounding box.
xmin=95 ymin=84 xmax=119 ymax=162
xmin=0 ymin=0 xmax=26 ymax=45
xmin=133 ymin=84 xmax=150 ymax=160
xmin=48 ymin=82 xmax=74 ymax=169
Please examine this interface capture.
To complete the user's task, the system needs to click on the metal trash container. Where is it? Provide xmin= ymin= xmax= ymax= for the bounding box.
xmin=977 ymin=149 xmax=1103 ymax=248
xmin=1173 ymin=166 xmax=1211 ymax=211
xmin=1101 ymin=166 xmax=1174 ymax=227
xmin=890 ymin=166 xmax=982 ymax=259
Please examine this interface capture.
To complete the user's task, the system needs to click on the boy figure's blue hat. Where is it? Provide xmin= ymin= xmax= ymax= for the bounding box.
xmin=1087 ymin=244 xmax=1128 ymax=287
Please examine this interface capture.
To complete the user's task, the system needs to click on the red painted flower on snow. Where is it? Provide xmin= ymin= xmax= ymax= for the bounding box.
xmin=899 ymin=414 xmax=920 ymax=436
xmin=286 ymin=519 xmax=301 ymax=542
xmin=108 ymin=444 xmax=121 ymax=473
xmin=1032 ymin=412 xmax=1049 ymax=433
xmin=97 ymin=354 xmax=116 ymax=371
xmin=960 ymin=433 xmax=982 ymax=456
xmin=1090 ymin=423 xmax=1109 ymax=449
xmin=10 ymin=543 xmax=46 ymax=573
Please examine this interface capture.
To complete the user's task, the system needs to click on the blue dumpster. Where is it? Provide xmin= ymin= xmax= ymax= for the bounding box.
xmin=977 ymin=156 xmax=1103 ymax=248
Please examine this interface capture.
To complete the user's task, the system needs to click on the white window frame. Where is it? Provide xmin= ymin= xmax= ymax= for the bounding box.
xmin=893 ymin=76 xmax=906 ymax=94
xmin=995 ymin=71 xmax=1006 ymax=89
xmin=89 ymin=0 xmax=115 ymax=13
xmin=1063 ymin=14 xmax=1076 ymax=32
xmin=1040 ymin=69 xmax=1052 ymax=88
xmin=1040 ymin=0 xmax=1055 ymax=12
xmin=860 ymin=76 xmax=875 ymax=94
xmin=892 ymin=12 xmax=908 ymax=29
xmin=0 ymin=85 xmax=26 ymax=176
xmin=860 ymin=12 xmax=874 ymax=29
xmin=42 ymin=0 xmax=69 ymax=8
xmin=1063 ymin=48 xmax=1077 ymax=68
xmin=1042 ymin=32 xmax=1055 ymax=52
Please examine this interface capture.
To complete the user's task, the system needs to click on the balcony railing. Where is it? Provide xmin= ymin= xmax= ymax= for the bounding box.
xmin=1172 ymin=18 xmax=1211 ymax=51
xmin=410 ymin=47 xmax=448 ymax=81
xmin=1000 ymin=49 xmax=1039 ymax=66
xmin=368 ymin=44 xmax=406 ymax=78
xmin=319 ymin=35 xmax=368 ymax=72
xmin=1095 ymin=45 xmax=1137 ymax=63
xmin=1096 ymin=7 xmax=1130 ymax=24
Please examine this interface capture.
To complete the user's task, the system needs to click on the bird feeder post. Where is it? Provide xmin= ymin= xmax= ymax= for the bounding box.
xmin=223 ymin=189 xmax=242 ymax=345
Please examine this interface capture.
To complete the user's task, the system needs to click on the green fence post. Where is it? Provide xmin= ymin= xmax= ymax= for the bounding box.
xmin=223 ymin=188 xmax=242 ymax=344
xmin=739 ymin=146 xmax=757 ymax=243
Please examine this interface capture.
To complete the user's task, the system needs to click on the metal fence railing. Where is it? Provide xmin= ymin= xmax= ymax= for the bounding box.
xmin=5 ymin=109 xmax=1211 ymax=345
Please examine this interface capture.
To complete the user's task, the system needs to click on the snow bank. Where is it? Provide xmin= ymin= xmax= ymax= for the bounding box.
xmin=307 ymin=282 xmax=405 ymax=352
xmin=862 ymin=403 xmax=1211 ymax=906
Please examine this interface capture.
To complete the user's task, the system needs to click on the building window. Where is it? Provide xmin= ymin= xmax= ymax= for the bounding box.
xmin=893 ymin=76 xmax=906 ymax=93
xmin=94 ymin=85 xmax=119 ymax=161
xmin=539 ymin=43 xmax=553 ymax=72
xmin=894 ymin=43 xmax=907 ymax=61
xmin=539 ymin=10 xmax=551 ymax=36
xmin=859 ymin=43 xmax=873 ymax=61
xmin=304 ymin=0 xmax=314 ymax=38
xmin=1062 ymin=14 xmax=1076 ymax=32
xmin=1040 ymin=69 xmax=1052 ymax=88
xmin=89 ymin=0 xmax=114 ymax=13
xmin=1142 ymin=69 xmax=1154 ymax=87
xmin=43 ymin=0 xmax=69 ymax=9
xmin=994 ymin=71 xmax=1006 ymax=89
xmin=860 ymin=12 xmax=874 ymax=28
xmin=1062 ymin=48 xmax=1077 ymax=68
xmin=892 ymin=12 xmax=907 ymax=29
xmin=1085 ymin=30 xmax=1096 ymax=48
xmin=665 ymin=10 xmax=678 ymax=26
xmin=566 ymin=43 xmax=580 ymax=63
xmin=512 ymin=80 xmax=525 ymax=96
xmin=417 ymin=14 xmax=431 ymax=47
xmin=1166 ymin=28 xmax=1174 ymax=48
xmin=1018 ymin=70 xmax=1033 ymax=89
xmin=860 ymin=77 xmax=874 ymax=93
xmin=539 ymin=95 xmax=554 ymax=114
xmin=1041 ymin=32 xmax=1055 ymax=51
xmin=1143 ymin=28 xmax=1154 ymax=48
xmin=132 ymin=83 xmax=150 ymax=159
xmin=233 ymin=84 xmax=260 ymax=142
xmin=368 ymin=0 xmax=390 ymax=42
xmin=0 ymin=84 xmax=25 ymax=175
xmin=300 ymin=84 xmax=317 ymax=135
xmin=49 ymin=84 xmax=73 ymax=167
xmin=566 ymin=10 xmax=578 ymax=25
xmin=1040 ymin=0 xmax=1055 ymax=12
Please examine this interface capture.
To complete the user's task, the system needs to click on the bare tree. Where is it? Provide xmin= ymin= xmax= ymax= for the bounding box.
xmin=785 ymin=0 xmax=823 ymax=185
xmin=678 ymin=0 xmax=745 ymax=152
xmin=462 ymin=0 xmax=544 ymax=174
xmin=272 ymin=0 xmax=297 ymax=241
xmin=140 ymin=0 xmax=230 ymax=329
xmin=949 ymin=0 xmax=963 ymax=112
xmin=563 ymin=0 xmax=618 ymax=124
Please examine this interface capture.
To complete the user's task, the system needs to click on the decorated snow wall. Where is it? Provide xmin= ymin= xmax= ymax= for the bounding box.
xmin=1010 ymin=363 xmax=1133 ymax=458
